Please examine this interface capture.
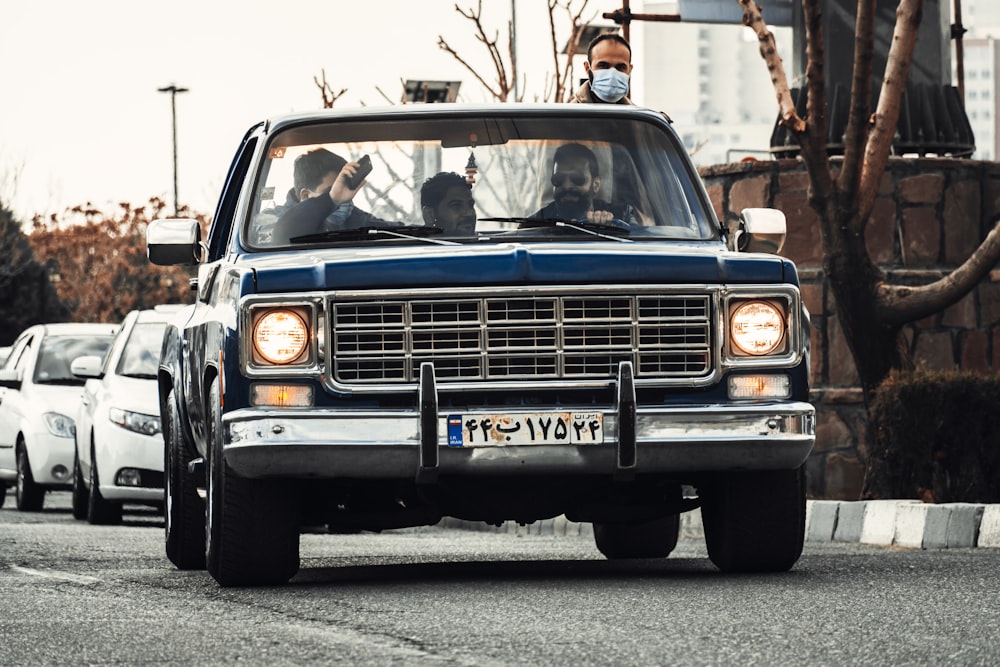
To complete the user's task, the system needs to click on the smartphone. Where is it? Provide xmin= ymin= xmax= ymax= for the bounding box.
xmin=345 ymin=154 xmax=373 ymax=190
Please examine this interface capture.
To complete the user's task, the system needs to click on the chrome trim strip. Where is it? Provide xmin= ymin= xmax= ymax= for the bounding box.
xmin=221 ymin=402 xmax=815 ymax=478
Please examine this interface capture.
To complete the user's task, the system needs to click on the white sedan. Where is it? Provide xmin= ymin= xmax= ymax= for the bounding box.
xmin=71 ymin=306 xmax=183 ymax=524
xmin=0 ymin=323 xmax=118 ymax=510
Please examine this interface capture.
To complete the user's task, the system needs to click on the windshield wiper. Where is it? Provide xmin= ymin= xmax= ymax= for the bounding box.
xmin=482 ymin=217 xmax=632 ymax=243
xmin=290 ymin=225 xmax=458 ymax=246
xmin=121 ymin=372 xmax=157 ymax=380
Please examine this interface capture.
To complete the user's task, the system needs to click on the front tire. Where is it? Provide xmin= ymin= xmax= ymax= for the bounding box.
xmin=701 ymin=465 xmax=806 ymax=573
xmin=87 ymin=446 xmax=123 ymax=525
xmin=205 ymin=377 xmax=299 ymax=587
xmin=164 ymin=390 xmax=206 ymax=570
xmin=15 ymin=442 xmax=44 ymax=511
xmin=71 ymin=452 xmax=89 ymax=520
xmin=594 ymin=514 xmax=681 ymax=559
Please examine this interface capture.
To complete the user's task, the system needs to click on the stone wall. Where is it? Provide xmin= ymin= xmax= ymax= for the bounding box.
xmin=699 ymin=157 xmax=1000 ymax=499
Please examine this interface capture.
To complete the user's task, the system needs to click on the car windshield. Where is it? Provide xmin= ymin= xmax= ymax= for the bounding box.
xmin=246 ymin=112 xmax=717 ymax=248
xmin=34 ymin=334 xmax=115 ymax=385
xmin=116 ymin=322 xmax=167 ymax=379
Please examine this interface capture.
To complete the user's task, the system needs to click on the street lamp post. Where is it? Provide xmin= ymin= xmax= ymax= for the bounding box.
xmin=157 ymin=84 xmax=189 ymax=216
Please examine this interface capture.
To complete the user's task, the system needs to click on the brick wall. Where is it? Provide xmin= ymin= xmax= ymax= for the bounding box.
xmin=700 ymin=157 xmax=1000 ymax=499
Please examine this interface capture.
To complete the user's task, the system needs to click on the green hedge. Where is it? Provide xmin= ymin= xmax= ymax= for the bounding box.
xmin=865 ymin=370 xmax=1000 ymax=503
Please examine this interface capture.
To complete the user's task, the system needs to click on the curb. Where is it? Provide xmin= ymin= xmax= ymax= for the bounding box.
xmin=807 ymin=500 xmax=1000 ymax=549
xmin=439 ymin=500 xmax=1000 ymax=549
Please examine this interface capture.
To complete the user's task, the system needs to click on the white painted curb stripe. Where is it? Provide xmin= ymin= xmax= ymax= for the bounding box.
xmin=9 ymin=565 xmax=100 ymax=585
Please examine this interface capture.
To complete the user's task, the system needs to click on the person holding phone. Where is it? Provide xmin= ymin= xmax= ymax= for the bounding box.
xmin=271 ymin=148 xmax=393 ymax=244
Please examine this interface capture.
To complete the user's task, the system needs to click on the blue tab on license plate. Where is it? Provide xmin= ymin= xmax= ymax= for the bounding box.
xmin=447 ymin=412 xmax=603 ymax=447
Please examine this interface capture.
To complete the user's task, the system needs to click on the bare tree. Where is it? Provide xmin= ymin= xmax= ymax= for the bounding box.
xmin=741 ymin=0 xmax=1000 ymax=402
xmin=314 ymin=69 xmax=347 ymax=109
xmin=437 ymin=0 xmax=594 ymax=102
xmin=543 ymin=0 xmax=593 ymax=102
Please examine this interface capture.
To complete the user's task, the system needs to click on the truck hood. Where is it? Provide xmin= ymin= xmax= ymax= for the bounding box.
xmin=243 ymin=242 xmax=797 ymax=292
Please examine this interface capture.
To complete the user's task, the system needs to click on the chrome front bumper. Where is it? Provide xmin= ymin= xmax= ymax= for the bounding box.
xmin=223 ymin=363 xmax=815 ymax=480
xmin=223 ymin=401 xmax=815 ymax=479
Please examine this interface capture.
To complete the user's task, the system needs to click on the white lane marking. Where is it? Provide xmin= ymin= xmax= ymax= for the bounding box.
xmin=9 ymin=565 xmax=101 ymax=585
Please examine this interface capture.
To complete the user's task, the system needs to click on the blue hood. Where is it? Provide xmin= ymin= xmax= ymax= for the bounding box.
xmin=243 ymin=242 xmax=796 ymax=292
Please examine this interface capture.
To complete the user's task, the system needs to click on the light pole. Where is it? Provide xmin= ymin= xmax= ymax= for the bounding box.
xmin=157 ymin=84 xmax=188 ymax=216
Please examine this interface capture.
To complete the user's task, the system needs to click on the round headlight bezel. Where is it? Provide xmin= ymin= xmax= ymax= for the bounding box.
xmin=729 ymin=300 xmax=786 ymax=356
xmin=252 ymin=309 xmax=310 ymax=365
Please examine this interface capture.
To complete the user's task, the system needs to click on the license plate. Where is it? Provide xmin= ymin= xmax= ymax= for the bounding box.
xmin=447 ymin=412 xmax=604 ymax=447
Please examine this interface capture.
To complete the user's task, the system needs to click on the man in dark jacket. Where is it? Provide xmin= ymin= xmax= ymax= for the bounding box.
xmin=530 ymin=143 xmax=641 ymax=226
xmin=270 ymin=148 xmax=392 ymax=244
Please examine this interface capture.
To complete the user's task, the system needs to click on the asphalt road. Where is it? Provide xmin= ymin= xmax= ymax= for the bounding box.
xmin=1 ymin=491 xmax=999 ymax=666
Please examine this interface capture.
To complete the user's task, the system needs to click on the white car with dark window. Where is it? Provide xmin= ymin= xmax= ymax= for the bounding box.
xmin=0 ymin=323 xmax=118 ymax=510
xmin=70 ymin=306 xmax=183 ymax=524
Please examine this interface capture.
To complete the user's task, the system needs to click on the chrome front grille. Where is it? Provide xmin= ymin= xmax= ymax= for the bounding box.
xmin=330 ymin=292 xmax=713 ymax=386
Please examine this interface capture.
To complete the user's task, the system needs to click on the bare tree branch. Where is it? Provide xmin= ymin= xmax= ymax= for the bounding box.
xmin=740 ymin=0 xmax=804 ymax=133
xmin=788 ymin=0 xmax=836 ymax=218
xmin=438 ymin=35 xmax=504 ymax=100
xmin=837 ymin=0 xmax=876 ymax=204
xmin=877 ymin=216 xmax=1000 ymax=324
xmin=858 ymin=0 xmax=923 ymax=222
xmin=741 ymin=0 xmax=833 ymax=211
xmin=447 ymin=0 xmax=513 ymax=101
xmin=313 ymin=69 xmax=347 ymax=109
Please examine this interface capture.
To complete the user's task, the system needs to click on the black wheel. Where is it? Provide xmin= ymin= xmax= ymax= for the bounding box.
xmin=71 ymin=451 xmax=89 ymax=520
xmin=701 ymin=465 xmax=806 ymax=573
xmin=87 ymin=445 xmax=123 ymax=525
xmin=0 ymin=484 xmax=6 ymax=509
xmin=205 ymin=377 xmax=299 ymax=587
xmin=594 ymin=514 xmax=681 ymax=559
xmin=15 ymin=441 xmax=44 ymax=511
xmin=165 ymin=389 xmax=206 ymax=570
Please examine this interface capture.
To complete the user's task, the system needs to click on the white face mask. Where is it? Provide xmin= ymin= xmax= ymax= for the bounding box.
xmin=590 ymin=68 xmax=630 ymax=103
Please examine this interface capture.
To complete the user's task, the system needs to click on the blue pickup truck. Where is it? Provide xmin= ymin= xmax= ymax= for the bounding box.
xmin=147 ymin=103 xmax=815 ymax=586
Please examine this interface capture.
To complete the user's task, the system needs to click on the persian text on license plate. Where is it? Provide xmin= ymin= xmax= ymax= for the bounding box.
xmin=447 ymin=412 xmax=603 ymax=447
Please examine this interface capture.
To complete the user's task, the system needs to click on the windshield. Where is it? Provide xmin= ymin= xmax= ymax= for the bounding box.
xmin=246 ymin=113 xmax=717 ymax=248
xmin=34 ymin=334 xmax=114 ymax=385
xmin=115 ymin=322 xmax=167 ymax=379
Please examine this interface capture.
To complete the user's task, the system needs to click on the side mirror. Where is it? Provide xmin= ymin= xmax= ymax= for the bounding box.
xmin=0 ymin=368 xmax=22 ymax=390
xmin=70 ymin=355 xmax=104 ymax=379
xmin=147 ymin=218 xmax=203 ymax=266
xmin=731 ymin=208 xmax=786 ymax=254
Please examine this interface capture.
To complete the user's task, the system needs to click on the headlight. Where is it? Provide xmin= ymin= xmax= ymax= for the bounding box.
xmin=43 ymin=412 xmax=75 ymax=438
xmin=253 ymin=309 xmax=309 ymax=364
xmin=730 ymin=300 xmax=786 ymax=355
xmin=108 ymin=407 xmax=162 ymax=436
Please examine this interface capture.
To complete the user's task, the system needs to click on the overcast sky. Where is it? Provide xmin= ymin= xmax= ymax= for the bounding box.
xmin=0 ymin=0 xmax=620 ymax=221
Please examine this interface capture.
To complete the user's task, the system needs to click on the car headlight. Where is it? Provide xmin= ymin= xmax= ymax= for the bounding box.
xmin=108 ymin=407 xmax=162 ymax=436
xmin=43 ymin=412 xmax=75 ymax=438
xmin=730 ymin=300 xmax=786 ymax=356
xmin=252 ymin=308 xmax=309 ymax=365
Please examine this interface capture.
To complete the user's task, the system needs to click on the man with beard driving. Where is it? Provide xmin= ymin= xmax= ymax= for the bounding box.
xmin=529 ymin=142 xmax=641 ymax=226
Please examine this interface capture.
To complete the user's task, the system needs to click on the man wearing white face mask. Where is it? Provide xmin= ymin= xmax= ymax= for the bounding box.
xmin=571 ymin=33 xmax=634 ymax=105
